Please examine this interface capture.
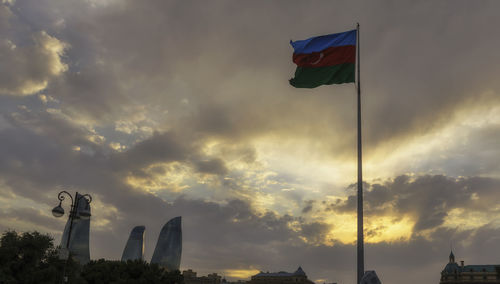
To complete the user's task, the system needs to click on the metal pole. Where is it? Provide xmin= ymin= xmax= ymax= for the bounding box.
xmin=65 ymin=192 xmax=78 ymax=249
xmin=63 ymin=192 xmax=80 ymax=284
xmin=356 ymin=22 xmax=364 ymax=284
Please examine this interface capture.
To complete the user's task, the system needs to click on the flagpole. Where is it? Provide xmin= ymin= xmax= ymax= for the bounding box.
xmin=356 ymin=22 xmax=364 ymax=284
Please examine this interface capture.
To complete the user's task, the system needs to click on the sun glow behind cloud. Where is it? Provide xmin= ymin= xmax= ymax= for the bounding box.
xmin=253 ymin=138 xmax=356 ymax=192
xmin=224 ymin=268 xmax=261 ymax=279
xmin=319 ymin=213 xmax=414 ymax=245
xmin=113 ymin=99 xmax=500 ymax=245
xmin=125 ymin=162 xmax=191 ymax=194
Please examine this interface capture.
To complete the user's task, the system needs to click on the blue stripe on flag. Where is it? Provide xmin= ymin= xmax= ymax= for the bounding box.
xmin=290 ymin=29 xmax=356 ymax=54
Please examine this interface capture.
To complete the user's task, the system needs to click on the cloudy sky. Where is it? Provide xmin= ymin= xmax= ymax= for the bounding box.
xmin=1 ymin=0 xmax=500 ymax=283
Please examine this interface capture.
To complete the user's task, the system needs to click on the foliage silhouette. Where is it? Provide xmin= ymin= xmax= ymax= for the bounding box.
xmin=0 ymin=230 xmax=183 ymax=284
xmin=82 ymin=259 xmax=183 ymax=284
xmin=0 ymin=230 xmax=82 ymax=284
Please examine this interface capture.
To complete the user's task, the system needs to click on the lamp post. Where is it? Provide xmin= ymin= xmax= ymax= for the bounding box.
xmin=52 ymin=191 xmax=92 ymax=283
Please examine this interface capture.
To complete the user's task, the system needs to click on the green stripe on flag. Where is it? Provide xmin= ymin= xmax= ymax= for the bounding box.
xmin=289 ymin=63 xmax=355 ymax=88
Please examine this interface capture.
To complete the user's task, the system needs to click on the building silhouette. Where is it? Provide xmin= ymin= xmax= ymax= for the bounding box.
xmin=360 ymin=271 xmax=381 ymax=284
xmin=183 ymin=269 xmax=222 ymax=284
xmin=60 ymin=193 xmax=90 ymax=264
xmin=121 ymin=225 xmax=145 ymax=261
xmin=440 ymin=250 xmax=500 ymax=283
xmin=151 ymin=216 xmax=182 ymax=271
xmin=248 ymin=267 xmax=314 ymax=284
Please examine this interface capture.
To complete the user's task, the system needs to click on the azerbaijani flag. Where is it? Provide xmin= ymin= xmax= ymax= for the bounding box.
xmin=289 ymin=29 xmax=356 ymax=88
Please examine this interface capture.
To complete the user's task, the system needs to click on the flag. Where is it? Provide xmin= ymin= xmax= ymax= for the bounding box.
xmin=289 ymin=29 xmax=356 ymax=88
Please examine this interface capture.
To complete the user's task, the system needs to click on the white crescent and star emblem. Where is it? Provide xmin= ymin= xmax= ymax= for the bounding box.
xmin=311 ymin=52 xmax=324 ymax=65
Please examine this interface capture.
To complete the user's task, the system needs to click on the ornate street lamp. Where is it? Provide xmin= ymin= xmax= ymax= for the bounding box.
xmin=52 ymin=191 xmax=92 ymax=249
xmin=52 ymin=191 xmax=92 ymax=283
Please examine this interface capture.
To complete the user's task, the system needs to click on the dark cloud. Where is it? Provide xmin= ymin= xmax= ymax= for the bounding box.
xmin=300 ymin=221 xmax=331 ymax=245
xmin=51 ymin=66 xmax=127 ymax=121
xmin=194 ymin=158 xmax=228 ymax=176
xmin=301 ymin=200 xmax=315 ymax=214
xmin=0 ymin=4 xmax=68 ymax=96
xmin=3 ymin=0 xmax=499 ymax=155
xmin=1 ymin=207 xmax=61 ymax=231
xmin=52 ymin=1 xmax=500 ymax=149
xmin=0 ymin=31 xmax=67 ymax=96
xmin=111 ymin=131 xmax=192 ymax=171
xmin=4 ymin=107 xmax=99 ymax=151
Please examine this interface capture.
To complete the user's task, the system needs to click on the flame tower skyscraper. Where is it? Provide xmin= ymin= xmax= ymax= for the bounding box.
xmin=121 ymin=226 xmax=145 ymax=261
xmin=151 ymin=216 xmax=182 ymax=271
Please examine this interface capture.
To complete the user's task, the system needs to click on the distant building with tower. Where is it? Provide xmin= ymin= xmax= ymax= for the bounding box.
xmin=182 ymin=267 xmax=330 ymax=284
xmin=183 ymin=269 xmax=222 ymax=284
xmin=440 ymin=250 xmax=500 ymax=283
xmin=248 ymin=267 xmax=315 ymax=284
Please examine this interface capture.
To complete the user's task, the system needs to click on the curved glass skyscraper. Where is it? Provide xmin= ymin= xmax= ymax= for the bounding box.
xmin=121 ymin=225 xmax=145 ymax=261
xmin=60 ymin=193 xmax=90 ymax=264
xmin=151 ymin=216 xmax=182 ymax=271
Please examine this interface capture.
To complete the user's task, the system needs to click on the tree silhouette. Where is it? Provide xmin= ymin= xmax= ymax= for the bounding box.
xmin=0 ymin=230 xmax=82 ymax=283
xmin=82 ymin=259 xmax=183 ymax=284
xmin=0 ymin=230 xmax=183 ymax=283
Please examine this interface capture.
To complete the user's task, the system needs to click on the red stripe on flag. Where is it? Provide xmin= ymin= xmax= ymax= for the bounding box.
xmin=293 ymin=45 xmax=355 ymax=67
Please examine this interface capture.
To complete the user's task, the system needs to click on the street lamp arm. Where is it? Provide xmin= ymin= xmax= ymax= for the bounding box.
xmin=57 ymin=191 xmax=74 ymax=205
